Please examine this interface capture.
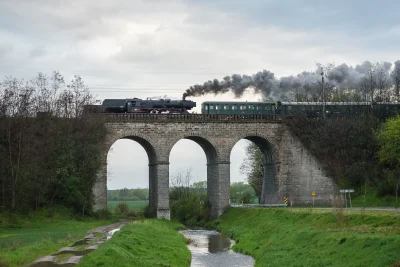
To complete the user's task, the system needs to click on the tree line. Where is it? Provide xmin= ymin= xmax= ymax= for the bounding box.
xmin=0 ymin=72 xmax=105 ymax=222
xmin=107 ymin=188 xmax=149 ymax=201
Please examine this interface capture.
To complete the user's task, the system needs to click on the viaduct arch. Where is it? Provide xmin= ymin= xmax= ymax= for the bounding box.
xmin=93 ymin=114 xmax=337 ymax=219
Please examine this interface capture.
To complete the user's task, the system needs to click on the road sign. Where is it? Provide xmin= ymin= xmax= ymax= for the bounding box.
xmin=311 ymin=191 xmax=316 ymax=207
xmin=340 ymin=189 xmax=355 ymax=208
xmin=339 ymin=189 xmax=354 ymax=193
xmin=284 ymin=197 xmax=288 ymax=205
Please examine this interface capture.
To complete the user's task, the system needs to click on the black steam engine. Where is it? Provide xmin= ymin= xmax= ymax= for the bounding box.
xmin=85 ymin=97 xmax=196 ymax=114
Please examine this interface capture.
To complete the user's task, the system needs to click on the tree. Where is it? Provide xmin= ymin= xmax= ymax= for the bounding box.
xmin=363 ymin=66 xmax=376 ymax=102
xmin=374 ymin=62 xmax=392 ymax=102
xmin=240 ymin=142 xmax=264 ymax=196
xmin=191 ymin=181 xmax=207 ymax=198
xmin=170 ymin=168 xmax=194 ymax=200
xmin=230 ymin=182 xmax=256 ymax=203
xmin=169 ymin=169 xmax=209 ymax=225
xmin=0 ymin=77 xmax=36 ymax=222
xmin=377 ymin=115 xmax=400 ymax=206
xmin=67 ymin=75 xmax=94 ymax=118
xmin=391 ymin=61 xmax=400 ymax=101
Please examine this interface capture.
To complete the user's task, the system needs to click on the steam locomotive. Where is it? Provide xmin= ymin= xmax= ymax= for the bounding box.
xmin=85 ymin=97 xmax=196 ymax=114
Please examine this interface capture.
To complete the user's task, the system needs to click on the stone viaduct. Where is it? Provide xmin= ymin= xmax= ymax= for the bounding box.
xmin=93 ymin=114 xmax=337 ymax=219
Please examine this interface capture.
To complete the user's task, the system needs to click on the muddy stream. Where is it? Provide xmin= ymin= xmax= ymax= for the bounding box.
xmin=180 ymin=230 xmax=255 ymax=267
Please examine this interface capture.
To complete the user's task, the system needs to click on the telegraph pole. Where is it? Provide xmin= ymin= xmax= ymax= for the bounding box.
xmin=321 ymin=68 xmax=325 ymax=120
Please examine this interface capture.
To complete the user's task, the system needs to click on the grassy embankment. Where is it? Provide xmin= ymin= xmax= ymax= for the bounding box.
xmin=0 ymin=209 xmax=113 ymax=267
xmin=213 ymin=208 xmax=400 ymax=267
xmin=107 ymin=200 xmax=148 ymax=212
xmin=351 ymin=190 xmax=399 ymax=207
xmin=79 ymin=219 xmax=191 ymax=267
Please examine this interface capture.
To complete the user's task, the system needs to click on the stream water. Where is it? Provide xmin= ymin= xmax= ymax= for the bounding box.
xmin=180 ymin=230 xmax=255 ymax=267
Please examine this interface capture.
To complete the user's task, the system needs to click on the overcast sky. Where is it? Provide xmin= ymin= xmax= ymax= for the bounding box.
xmin=1 ymin=0 xmax=399 ymax=189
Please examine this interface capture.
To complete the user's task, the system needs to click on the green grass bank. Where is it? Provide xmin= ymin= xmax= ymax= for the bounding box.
xmin=351 ymin=191 xmax=399 ymax=208
xmin=79 ymin=219 xmax=191 ymax=267
xmin=213 ymin=208 xmax=400 ymax=267
xmin=0 ymin=210 xmax=112 ymax=267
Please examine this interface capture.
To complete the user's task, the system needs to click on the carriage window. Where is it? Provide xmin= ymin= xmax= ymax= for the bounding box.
xmin=249 ymin=105 xmax=254 ymax=109
xmin=216 ymin=105 xmax=220 ymax=110
xmin=224 ymin=105 xmax=229 ymax=110
xmin=288 ymin=106 xmax=292 ymax=111
xmin=210 ymin=105 xmax=214 ymax=110
xmin=204 ymin=105 xmax=209 ymax=110
xmin=232 ymin=105 xmax=237 ymax=110
xmin=265 ymin=105 xmax=271 ymax=110
xmin=240 ymin=105 xmax=246 ymax=110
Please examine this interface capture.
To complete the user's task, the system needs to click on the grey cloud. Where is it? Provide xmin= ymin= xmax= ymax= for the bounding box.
xmin=0 ymin=42 xmax=13 ymax=60
xmin=29 ymin=46 xmax=46 ymax=58
xmin=1 ymin=0 xmax=399 ymax=95
xmin=188 ymin=0 xmax=400 ymax=35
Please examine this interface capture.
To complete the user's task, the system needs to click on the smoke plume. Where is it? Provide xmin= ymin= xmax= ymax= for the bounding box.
xmin=183 ymin=60 xmax=397 ymax=100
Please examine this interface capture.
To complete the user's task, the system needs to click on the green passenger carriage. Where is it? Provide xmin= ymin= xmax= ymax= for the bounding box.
xmin=201 ymin=101 xmax=400 ymax=117
xmin=201 ymin=101 xmax=276 ymax=115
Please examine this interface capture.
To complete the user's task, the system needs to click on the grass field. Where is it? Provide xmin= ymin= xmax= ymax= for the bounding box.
xmin=79 ymin=219 xmax=191 ymax=267
xmin=214 ymin=208 xmax=400 ymax=267
xmin=107 ymin=200 xmax=148 ymax=212
xmin=0 ymin=210 xmax=112 ymax=267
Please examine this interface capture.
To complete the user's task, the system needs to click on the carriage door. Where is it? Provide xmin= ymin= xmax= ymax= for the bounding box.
xmin=203 ymin=103 xmax=210 ymax=114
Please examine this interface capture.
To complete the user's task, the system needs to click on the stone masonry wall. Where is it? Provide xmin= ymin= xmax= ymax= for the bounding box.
xmin=276 ymin=127 xmax=338 ymax=205
xmin=93 ymin=119 xmax=337 ymax=218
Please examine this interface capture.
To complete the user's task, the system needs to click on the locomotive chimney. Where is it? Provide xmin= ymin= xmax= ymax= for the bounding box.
xmin=182 ymin=94 xmax=186 ymax=101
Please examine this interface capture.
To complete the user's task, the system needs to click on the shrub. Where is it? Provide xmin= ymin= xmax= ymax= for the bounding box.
xmin=126 ymin=210 xmax=137 ymax=218
xmin=115 ymin=202 xmax=129 ymax=215
xmin=170 ymin=193 xmax=209 ymax=226
xmin=93 ymin=209 xmax=112 ymax=220
xmin=143 ymin=205 xmax=155 ymax=218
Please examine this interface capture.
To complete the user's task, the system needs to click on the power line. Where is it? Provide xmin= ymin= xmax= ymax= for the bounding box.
xmin=0 ymin=66 xmax=229 ymax=76
xmin=87 ymin=84 xmax=189 ymax=87
xmin=89 ymin=90 xmax=185 ymax=93
xmin=89 ymin=88 xmax=184 ymax=90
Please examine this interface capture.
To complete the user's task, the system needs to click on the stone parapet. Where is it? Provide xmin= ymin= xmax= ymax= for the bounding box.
xmin=92 ymin=113 xmax=281 ymax=123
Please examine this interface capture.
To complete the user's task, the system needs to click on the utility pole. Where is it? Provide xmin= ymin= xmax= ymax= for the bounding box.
xmin=321 ymin=68 xmax=325 ymax=120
